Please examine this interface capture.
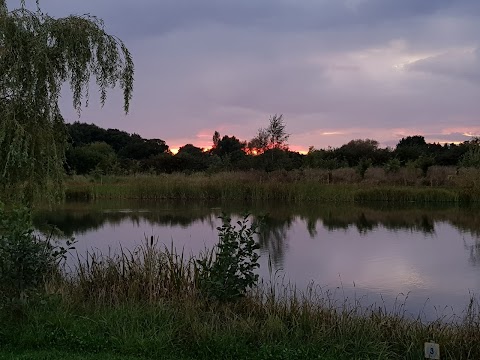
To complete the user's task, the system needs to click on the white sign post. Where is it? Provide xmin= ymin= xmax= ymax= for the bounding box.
xmin=424 ymin=341 xmax=440 ymax=359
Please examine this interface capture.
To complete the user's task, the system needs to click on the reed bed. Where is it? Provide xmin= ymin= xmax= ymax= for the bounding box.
xmin=353 ymin=187 xmax=460 ymax=203
xmin=66 ymin=172 xmax=359 ymax=202
xmin=65 ymin=168 xmax=480 ymax=203
xmin=2 ymin=241 xmax=479 ymax=359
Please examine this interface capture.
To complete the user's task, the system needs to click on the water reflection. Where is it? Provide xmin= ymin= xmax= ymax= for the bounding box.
xmin=34 ymin=200 xmax=480 ymax=268
xmin=257 ymin=215 xmax=294 ymax=267
xmin=33 ymin=200 xmax=480 ymax=319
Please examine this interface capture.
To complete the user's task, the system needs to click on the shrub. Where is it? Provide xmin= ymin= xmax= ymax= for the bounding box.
xmin=460 ymin=144 xmax=480 ymax=168
xmin=0 ymin=205 xmax=74 ymax=302
xmin=384 ymin=158 xmax=401 ymax=174
xmin=196 ymin=214 xmax=260 ymax=302
xmin=356 ymin=158 xmax=372 ymax=179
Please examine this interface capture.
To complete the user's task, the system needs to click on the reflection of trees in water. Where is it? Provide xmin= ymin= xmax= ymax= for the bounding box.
xmin=305 ymin=218 xmax=317 ymax=237
xmin=33 ymin=210 xmax=216 ymax=238
xmin=355 ymin=213 xmax=375 ymax=234
xmin=305 ymin=210 xmax=437 ymax=236
xmin=354 ymin=213 xmax=435 ymax=235
xmin=321 ymin=210 xmax=350 ymax=231
xmin=34 ymin=206 xmax=293 ymax=269
xmin=464 ymin=238 xmax=480 ymax=266
xmin=256 ymin=215 xmax=294 ymax=268
xmin=34 ymin=201 xmax=480 ymax=269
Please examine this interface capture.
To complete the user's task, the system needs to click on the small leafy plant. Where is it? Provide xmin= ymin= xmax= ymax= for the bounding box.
xmin=196 ymin=214 xmax=260 ymax=302
xmin=0 ymin=205 xmax=75 ymax=302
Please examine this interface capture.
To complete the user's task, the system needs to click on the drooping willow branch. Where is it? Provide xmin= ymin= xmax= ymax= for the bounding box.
xmin=0 ymin=1 xmax=134 ymax=203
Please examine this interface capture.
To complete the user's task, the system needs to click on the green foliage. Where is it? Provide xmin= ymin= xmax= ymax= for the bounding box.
xmin=337 ymin=139 xmax=379 ymax=167
xmin=460 ymin=140 xmax=480 ymax=168
xmin=414 ymin=155 xmax=435 ymax=177
xmin=0 ymin=1 xmax=134 ymax=202
xmin=0 ymin=205 xmax=75 ymax=301
xmin=356 ymin=158 xmax=372 ymax=179
xmin=197 ymin=214 xmax=260 ymax=301
xmin=67 ymin=142 xmax=119 ymax=175
xmin=304 ymin=148 xmax=346 ymax=170
xmin=384 ymin=158 xmax=401 ymax=174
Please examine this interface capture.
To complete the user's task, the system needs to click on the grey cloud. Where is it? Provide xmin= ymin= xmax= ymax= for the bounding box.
xmin=406 ymin=48 xmax=480 ymax=83
xmin=426 ymin=132 xmax=476 ymax=142
xmin=16 ymin=0 xmax=472 ymax=39
xmin=9 ymin=1 xmax=480 ymax=57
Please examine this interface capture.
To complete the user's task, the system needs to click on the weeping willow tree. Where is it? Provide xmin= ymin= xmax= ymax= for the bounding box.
xmin=0 ymin=1 xmax=134 ymax=203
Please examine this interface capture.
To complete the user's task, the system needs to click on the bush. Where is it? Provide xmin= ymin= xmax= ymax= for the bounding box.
xmin=0 ymin=205 xmax=74 ymax=302
xmin=196 ymin=214 xmax=260 ymax=302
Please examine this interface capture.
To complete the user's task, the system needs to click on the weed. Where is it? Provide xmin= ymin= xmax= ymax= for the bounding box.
xmin=196 ymin=214 xmax=260 ymax=301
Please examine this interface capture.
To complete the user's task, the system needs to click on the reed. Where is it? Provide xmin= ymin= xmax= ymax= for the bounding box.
xmin=65 ymin=168 xmax=480 ymax=203
xmin=66 ymin=172 xmax=360 ymax=202
xmin=353 ymin=187 xmax=460 ymax=203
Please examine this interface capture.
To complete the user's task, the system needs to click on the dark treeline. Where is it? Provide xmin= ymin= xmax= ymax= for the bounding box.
xmin=65 ymin=121 xmax=480 ymax=176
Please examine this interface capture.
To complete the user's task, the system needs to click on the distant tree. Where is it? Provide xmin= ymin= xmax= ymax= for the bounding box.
xmin=66 ymin=123 xmax=169 ymax=162
xmin=394 ymin=136 xmax=428 ymax=163
xmin=104 ymin=128 xmax=134 ymax=153
xmin=67 ymin=142 xmax=118 ymax=175
xmin=248 ymin=114 xmax=290 ymax=155
xmin=141 ymin=153 xmax=178 ymax=174
xmin=435 ymin=143 xmax=467 ymax=166
xmin=247 ymin=128 xmax=269 ymax=154
xmin=0 ymin=1 xmax=134 ymax=202
xmin=176 ymin=144 xmax=209 ymax=171
xmin=67 ymin=122 xmax=107 ymax=147
xmin=414 ymin=154 xmax=435 ymax=177
xmin=460 ymin=138 xmax=480 ymax=168
xmin=211 ymin=135 xmax=246 ymax=158
xmin=267 ymin=114 xmax=290 ymax=149
xmin=212 ymin=131 xmax=221 ymax=150
xmin=304 ymin=146 xmax=346 ymax=170
xmin=177 ymin=144 xmax=205 ymax=157
xmin=336 ymin=139 xmax=379 ymax=167
xmin=397 ymin=135 xmax=427 ymax=148
xmin=118 ymin=135 xmax=168 ymax=160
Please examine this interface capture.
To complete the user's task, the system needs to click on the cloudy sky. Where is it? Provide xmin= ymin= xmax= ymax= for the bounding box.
xmin=10 ymin=0 xmax=480 ymax=152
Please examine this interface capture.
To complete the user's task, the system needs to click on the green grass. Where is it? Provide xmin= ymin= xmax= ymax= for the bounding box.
xmin=0 ymin=350 xmax=155 ymax=360
xmin=2 ymin=242 xmax=479 ymax=360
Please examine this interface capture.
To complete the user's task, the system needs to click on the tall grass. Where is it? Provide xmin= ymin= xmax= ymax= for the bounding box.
xmin=353 ymin=187 xmax=460 ymax=202
xmin=65 ymin=168 xmax=480 ymax=203
xmin=1 ymin=240 xmax=476 ymax=359
xmin=66 ymin=172 xmax=359 ymax=202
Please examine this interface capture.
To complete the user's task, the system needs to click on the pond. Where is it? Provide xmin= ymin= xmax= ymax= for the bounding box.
xmin=34 ymin=200 xmax=480 ymax=321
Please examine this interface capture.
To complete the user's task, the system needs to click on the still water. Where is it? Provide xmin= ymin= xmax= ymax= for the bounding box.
xmin=35 ymin=200 xmax=480 ymax=320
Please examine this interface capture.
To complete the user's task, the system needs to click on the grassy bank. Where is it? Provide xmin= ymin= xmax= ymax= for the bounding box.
xmin=65 ymin=168 xmax=480 ymax=203
xmin=2 ymin=243 xmax=479 ymax=360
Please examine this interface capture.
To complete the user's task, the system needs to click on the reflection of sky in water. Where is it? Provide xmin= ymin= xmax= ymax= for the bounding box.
xmin=71 ymin=216 xmax=221 ymax=257
xmin=40 ymin=204 xmax=480 ymax=321
xmin=282 ymin=221 xmax=480 ymax=319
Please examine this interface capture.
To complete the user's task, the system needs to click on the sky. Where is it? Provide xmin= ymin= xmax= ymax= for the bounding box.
xmin=9 ymin=0 xmax=480 ymax=153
